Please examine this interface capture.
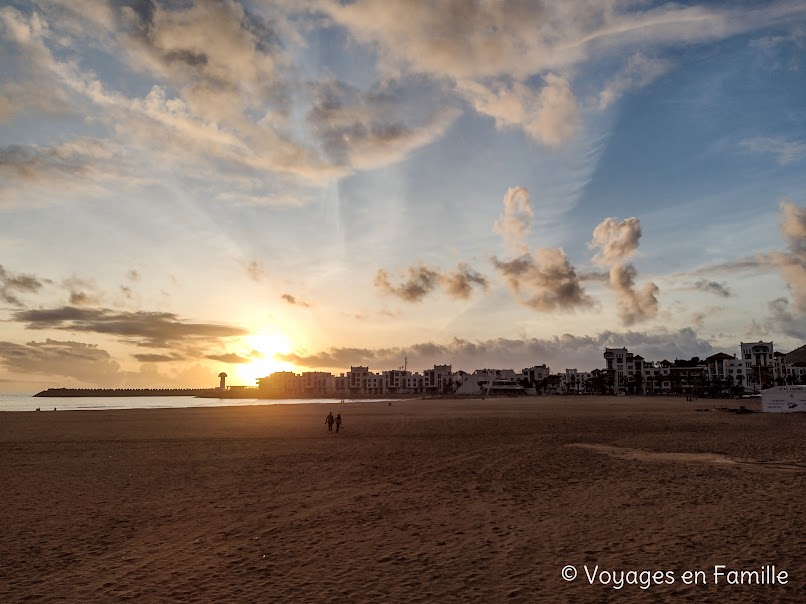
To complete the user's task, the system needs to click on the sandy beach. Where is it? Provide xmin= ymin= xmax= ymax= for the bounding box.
xmin=1 ymin=396 xmax=804 ymax=603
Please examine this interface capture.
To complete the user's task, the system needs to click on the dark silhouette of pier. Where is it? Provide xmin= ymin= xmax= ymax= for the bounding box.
xmin=34 ymin=388 xmax=220 ymax=398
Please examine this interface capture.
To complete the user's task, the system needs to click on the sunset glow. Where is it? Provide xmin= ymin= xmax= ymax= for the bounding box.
xmin=235 ymin=333 xmax=296 ymax=386
xmin=0 ymin=1 xmax=804 ymax=392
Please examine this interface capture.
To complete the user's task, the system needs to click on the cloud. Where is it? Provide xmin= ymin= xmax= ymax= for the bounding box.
xmin=281 ymin=293 xmax=310 ymax=307
xmin=493 ymin=250 xmax=594 ymax=312
xmin=597 ymin=53 xmax=672 ymax=109
xmin=687 ymin=253 xmax=781 ymax=276
xmin=588 ymin=216 xmax=658 ymax=325
xmin=205 ymin=353 xmax=253 ymax=364
xmin=0 ymin=338 xmax=121 ymax=385
xmin=778 ymin=200 xmax=806 ymax=312
xmin=494 ymin=186 xmax=534 ymax=254
xmin=0 ymin=138 xmax=135 ymax=206
xmin=690 ymin=280 xmax=734 ymax=298
xmin=589 ymin=216 xmax=642 ymax=266
xmin=307 ymin=78 xmax=460 ymax=170
xmin=457 ymin=74 xmax=580 ymax=145
xmin=319 ymin=0 xmax=806 ymax=141
xmin=0 ymin=265 xmax=45 ymax=305
xmin=609 ymin=264 xmax=660 ymax=326
xmin=375 ymin=262 xmax=489 ymax=303
xmin=441 ymin=264 xmax=489 ymax=300
xmin=276 ymin=327 xmax=716 ymax=373
xmin=691 ymin=305 xmax=724 ymax=328
xmin=0 ymin=338 xmax=220 ymax=388
xmin=740 ymin=137 xmax=806 ymax=165
xmin=133 ymin=353 xmax=186 ymax=363
xmin=683 ymin=202 xmax=806 ymax=314
xmin=62 ymin=276 xmax=102 ymax=307
xmin=12 ymin=306 xmax=248 ymax=348
xmin=374 ymin=264 xmax=442 ymax=303
xmin=319 ymin=0 xmax=796 ymax=80
xmin=758 ymin=297 xmax=806 ymax=340
xmin=493 ymin=185 xmax=592 ymax=312
xmin=242 ymin=260 xmax=267 ymax=282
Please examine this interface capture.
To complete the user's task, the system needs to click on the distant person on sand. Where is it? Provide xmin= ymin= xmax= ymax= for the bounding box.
xmin=335 ymin=414 xmax=342 ymax=433
xmin=326 ymin=412 xmax=335 ymax=432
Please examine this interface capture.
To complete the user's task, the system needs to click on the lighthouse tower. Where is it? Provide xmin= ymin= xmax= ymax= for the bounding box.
xmin=218 ymin=372 xmax=227 ymax=390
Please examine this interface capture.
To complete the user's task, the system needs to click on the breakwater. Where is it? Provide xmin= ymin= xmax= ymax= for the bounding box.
xmin=34 ymin=388 xmax=220 ymax=398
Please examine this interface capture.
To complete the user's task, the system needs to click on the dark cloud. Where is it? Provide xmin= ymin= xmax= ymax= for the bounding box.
xmin=62 ymin=276 xmax=102 ymax=307
xmin=586 ymin=216 xmax=658 ymax=325
xmin=205 ymin=353 xmax=253 ymax=364
xmin=691 ymin=280 xmax=734 ymax=298
xmin=0 ymin=339 xmax=121 ymax=384
xmin=133 ymin=353 xmax=185 ymax=363
xmin=441 ymin=264 xmax=489 ymax=300
xmin=12 ymin=306 xmax=248 ymax=348
xmin=375 ymin=262 xmax=488 ymax=302
xmin=760 ymin=297 xmax=806 ymax=340
xmin=281 ymin=293 xmax=310 ymax=307
xmin=492 ymin=185 xmax=592 ymax=313
xmin=375 ymin=264 xmax=441 ymax=303
xmin=493 ymin=250 xmax=594 ymax=312
xmin=276 ymin=328 xmax=716 ymax=373
xmin=0 ymin=338 xmax=219 ymax=388
xmin=0 ymin=264 xmax=45 ymax=305
xmin=609 ymin=264 xmax=659 ymax=326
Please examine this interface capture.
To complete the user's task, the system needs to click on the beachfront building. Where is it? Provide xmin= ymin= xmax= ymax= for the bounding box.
xmin=784 ymin=363 xmax=806 ymax=384
xmin=383 ymin=369 xmax=410 ymax=394
xmin=603 ymin=348 xmax=647 ymax=394
xmin=521 ymin=365 xmax=550 ymax=392
xmin=347 ymin=366 xmax=386 ymax=395
xmin=257 ymin=371 xmax=303 ymax=396
xmin=382 ymin=369 xmax=426 ymax=394
xmin=423 ymin=364 xmax=453 ymax=394
xmin=741 ymin=341 xmax=774 ymax=391
xmin=455 ymin=369 xmax=525 ymax=396
xmin=301 ymin=371 xmax=335 ymax=395
xmin=559 ymin=369 xmax=592 ymax=394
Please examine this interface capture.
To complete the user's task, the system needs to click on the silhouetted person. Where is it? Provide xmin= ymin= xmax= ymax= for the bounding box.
xmin=326 ymin=412 xmax=335 ymax=432
xmin=335 ymin=414 xmax=342 ymax=433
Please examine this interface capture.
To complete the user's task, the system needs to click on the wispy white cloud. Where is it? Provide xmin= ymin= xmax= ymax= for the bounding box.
xmin=740 ymin=137 xmax=806 ymax=164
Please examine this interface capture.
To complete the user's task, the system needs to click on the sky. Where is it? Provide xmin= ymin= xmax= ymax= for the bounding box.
xmin=1 ymin=0 xmax=806 ymax=392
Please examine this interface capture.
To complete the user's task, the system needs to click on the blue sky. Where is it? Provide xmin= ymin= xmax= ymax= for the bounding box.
xmin=1 ymin=0 xmax=805 ymax=391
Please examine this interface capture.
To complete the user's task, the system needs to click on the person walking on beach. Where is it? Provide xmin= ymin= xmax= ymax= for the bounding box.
xmin=335 ymin=414 xmax=342 ymax=433
xmin=326 ymin=412 xmax=335 ymax=432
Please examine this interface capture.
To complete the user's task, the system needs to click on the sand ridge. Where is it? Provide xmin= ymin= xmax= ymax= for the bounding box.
xmin=566 ymin=443 xmax=806 ymax=472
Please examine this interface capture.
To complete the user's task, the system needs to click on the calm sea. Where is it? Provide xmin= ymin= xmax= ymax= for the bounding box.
xmin=0 ymin=393 xmax=388 ymax=412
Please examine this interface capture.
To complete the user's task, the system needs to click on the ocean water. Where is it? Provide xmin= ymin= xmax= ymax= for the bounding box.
xmin=0 ymin=393 xmax=389 ymax=412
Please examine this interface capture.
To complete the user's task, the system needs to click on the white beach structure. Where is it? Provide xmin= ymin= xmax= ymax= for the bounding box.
xmin=761 ymin=385 xmax=806 ymax=412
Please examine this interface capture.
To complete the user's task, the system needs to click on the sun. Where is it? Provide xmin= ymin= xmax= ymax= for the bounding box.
xmin=233 ymin=332 xmax=296 ymax=386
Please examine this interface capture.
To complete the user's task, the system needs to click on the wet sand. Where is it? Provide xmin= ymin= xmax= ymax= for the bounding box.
xmin=1 ymin=396 xmax=804 ymax=603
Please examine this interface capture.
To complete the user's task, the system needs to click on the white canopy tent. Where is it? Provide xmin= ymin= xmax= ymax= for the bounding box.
xmin=761 ymin=385 xmax=806 ymax=412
